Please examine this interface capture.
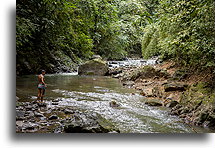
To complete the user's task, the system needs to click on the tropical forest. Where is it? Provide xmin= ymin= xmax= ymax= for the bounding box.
xmin=16 ymin=0 xmax=215 ymax=133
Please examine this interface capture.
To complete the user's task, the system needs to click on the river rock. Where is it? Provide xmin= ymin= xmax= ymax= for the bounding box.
xmin=16 ymin=111 xmax=25 ymax=118
xmin=16 ymin=121 xmax=24 ymax=127
xmin=109 ymin=101 xmax=120 ymax=107
xmin=49 ymin=114 xmax=59 ymax=120
xmin=78 ymin=59 xmax=109 ymax=76
xmin=34 ymin=112 xmax=45 ymax=118
xmin=122 ymin=81 xmax=135 ymax=87
xmin=23 ymin=122 xmax=38 ymax=130
xmin=166 ymin=100 xmax=179 ymax=108
xmin=145 ymin=99 xmax=163 ymax=106
xmin=108 ymin=69 xmax=123 ymax=76
xmin=63 ymin=113 xmax=118 ymax=133
xmin=172 ymin=69 xmax=188 ymax=80
xmin=52 ymin=102 xmax=59 ymax=105
xmin=164 ymin=83 xmax=188 ymax=92
xmin=64 ymin=109 xmax=75 ymax=114
xmin=37 ymin=102 xmax=47 ymax=107
xmin=91 ymin=55 xmax=102 ymax=60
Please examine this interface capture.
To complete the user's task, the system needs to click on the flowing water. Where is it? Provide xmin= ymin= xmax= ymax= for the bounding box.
xmin=16 ymin=73 xmax=214 ymax=133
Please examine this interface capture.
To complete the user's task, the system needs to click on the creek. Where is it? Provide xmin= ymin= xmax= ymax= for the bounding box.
xmin=16 ymin=72 xmax=213 ymax=133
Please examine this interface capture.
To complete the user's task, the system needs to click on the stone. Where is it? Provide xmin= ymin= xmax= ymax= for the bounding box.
xmin=166 ymin=101 xmax=179 ymax=108
xmin=199 ymin=112 xmax=209 ymax=123
xmin=164 ymin=83 xmax=188 ymax=92
xmin=109 ymin=101 xmax=120 ymax=107
xmin=16 ymin=111 xmax=25 ymax=118
xmin=64 ymin=109 xmax=75 ymax=114
xmin=145 ymin=99 xmax=163 ymax=107
xmin=34 ymin=112 xmax=45 ymax=118
xmin=108 ymin=69 xmax=123 ymax=76
xmin=63 ymin=113 xmax=118 ymax=133
xmin=37 ymin=102 xmax=47 ymax=107
xmin=78 ymin=59 xmax=109 ymax=76
xmin=25 ymin=105 xmax=33 ymax=111
xmin=49 ymin=115 xmax=58 ymax=120
xmin=23 ymin=122 xmax=38 ymax=130
xmin=172 ymin=69 xmax=188 ymax=80
xmin=143 ymin=87 xmax=154 ymax=97
xmin=52 ymin=102 xmax=59 ymax=105
xmin=122 ymin=81 xmax=135 ymax=87
xmin=140 ymin=91 xmax=146 ymax=96
xmin=16 ymin=121 xmax=24 ymax=127
xmin=91 ymin=55 xmax=102 ymax=60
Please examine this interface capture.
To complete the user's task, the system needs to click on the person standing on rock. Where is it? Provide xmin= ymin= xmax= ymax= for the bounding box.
xmin=37 ymin=70 xmax=47 ymax=102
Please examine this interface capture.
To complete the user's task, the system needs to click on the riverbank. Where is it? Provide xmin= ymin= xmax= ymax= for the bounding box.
xmin=109 ymin=60 xmax=215 ymax=130
xmin=16 ymin=99 xmax=120 ymax=133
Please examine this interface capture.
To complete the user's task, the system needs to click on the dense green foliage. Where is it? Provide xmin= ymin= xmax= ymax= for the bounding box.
xmin=142 ymin=0 xmax=215 ymax=71
xmin=16 ymin=0 xmax=151 ymax=74
xmin=16 ymin=0 xmax=215 ymax=75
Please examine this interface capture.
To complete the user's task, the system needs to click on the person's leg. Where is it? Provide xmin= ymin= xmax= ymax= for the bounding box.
xmin=41 ymin=89 xmax=45 ymax=102
xmin=37 ymin=89 xmax=42 ymax=102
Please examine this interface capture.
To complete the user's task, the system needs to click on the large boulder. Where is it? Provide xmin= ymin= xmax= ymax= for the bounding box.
xmin=63 ymin=113 xmax=119 ymax=133
xmin=78 ymin=59 xmax=109 ymax=76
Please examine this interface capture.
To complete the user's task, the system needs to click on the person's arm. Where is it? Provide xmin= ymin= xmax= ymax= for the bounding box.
xmin=41 ymin=76 xmax=46 ymax=87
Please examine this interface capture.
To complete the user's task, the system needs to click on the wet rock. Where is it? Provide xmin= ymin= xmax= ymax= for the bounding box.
xmin=16 ymin=121 xmax=24 ymax=127
xmin=122 ymin=81 xmax=135 ymax=87
xmin=164 ymin=83 xmax=188 ymax=92
xmin=143 ymin=87 xmax=154 ymax=97
xmin=25 ymin=105 xmax=33 ymax=111
xmin=16 ymin=111 xmax=25 ymax=118
xmin=64 ymin=109 xmax=75 ymax=114
xmin=32 ymin=104 xmax=39 ymax=110
xmin=52 ymin=102 xmax=59 ymax=105
xmin=49 ymin=114 xmax=58 ymax=120
xmin=140 ymin=91 xmax=146 ymax=96
xmin=63 ymin=113 xmax=118 ymax=133
xmin=172 ymin=69 xmax=188 ymax=80
xmin=91 ymin=55 xmax=102 ymax=60
xmin=108 ymin=68 xmax=123 ymax=76
xmin=145 ymin=99 xmax=163 ymax=107
xmin=109 ymin=101 xmax=120 ymax=108
xmin=25 ymin=111 xmax=34 ymax=117
xmin=152 ymin=86 xmax=163 ymax=98
xmin=207 ymin=114 xmax=215 ymax=128
xmin=166 ymin=101 xmax=179 ymax=108
xmin=21 ymin=122 xmax=39 ymax=131
xmin=78 ymin=59 xmax=108 ymax=76
xmin=130 ymin=66 xmax=157 ymax=81
xmin=34 ymin=112 xmax=45 ymax=118
xmin=37 ymin=102 xmax=47 ymax=107
xmin=180 ymin=107 xmax=190 ymax=114
xmin=198 ymin=112 xmax=209 ymax=124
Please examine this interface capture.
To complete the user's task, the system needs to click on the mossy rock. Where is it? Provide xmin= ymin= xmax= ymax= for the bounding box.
xmin=145 ymin=99 xmax=163 ymax=106
xmin=78 ymin=59 xmax=109 ymax=76
xmin=164 ymin=83 xmax=188 ymax=92
xmin=172 ymin=69 xmax=188 ymax=80
xmin=129 ymin=66 xmax=157 ymax=81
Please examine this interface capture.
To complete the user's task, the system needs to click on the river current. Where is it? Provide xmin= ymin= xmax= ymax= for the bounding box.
xmin=16 ymin=72 xmax=214 ymax=133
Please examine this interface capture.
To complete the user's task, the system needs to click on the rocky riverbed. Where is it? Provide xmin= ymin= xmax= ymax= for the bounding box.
xmin=16 ymin=99 xmax=119 ymax=133
xmin=108 ymin=61 xmax=215 ymax=130
xmin=16 ymin=58 xmax=215 ymax=133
